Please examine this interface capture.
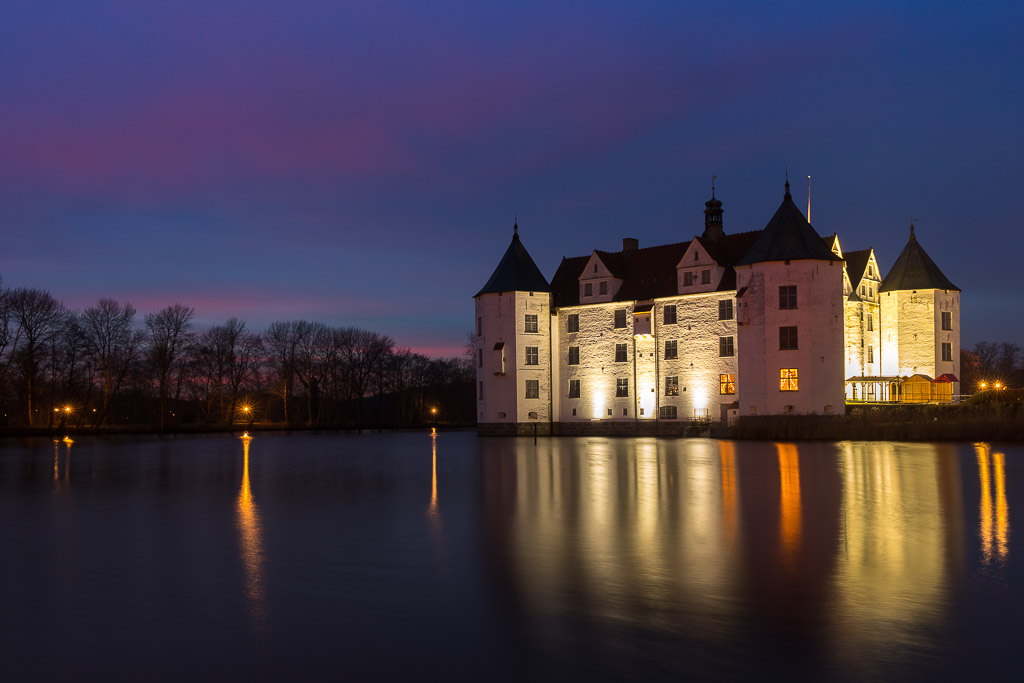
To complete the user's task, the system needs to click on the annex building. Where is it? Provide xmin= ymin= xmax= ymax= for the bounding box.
xmin=473 ymin=180 xmax=960 ymax=435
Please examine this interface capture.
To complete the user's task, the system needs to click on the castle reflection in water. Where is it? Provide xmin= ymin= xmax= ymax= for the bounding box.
xmin=477 ymin=438 xmax=1009 ymax=677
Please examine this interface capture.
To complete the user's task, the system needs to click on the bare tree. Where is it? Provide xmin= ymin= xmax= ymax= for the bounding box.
xmin=81 ymin=298 xmax=144 ymax=427
xmin=145 ymin=303 xmax=195 ymax=431
xmin=6 ymin=288 xmax=64 ymax=425
xmin=264 ymin=320 xmax=301 ymax=424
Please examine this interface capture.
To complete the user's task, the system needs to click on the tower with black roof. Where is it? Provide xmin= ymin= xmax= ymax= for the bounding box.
xmin=473 ymin=222 xmax=553 ymax=434
xmin=733 ymin=179 xmax=846 ymax=415
xmin=879 ymin=224 xmax=960 ymax=396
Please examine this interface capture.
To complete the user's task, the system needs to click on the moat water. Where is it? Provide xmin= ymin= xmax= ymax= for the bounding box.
xmin=0 ymin=432 xmax=1020 ymax=681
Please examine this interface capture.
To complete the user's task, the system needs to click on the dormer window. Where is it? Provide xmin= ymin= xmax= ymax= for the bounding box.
xmin=694 ymin=252 xmax=699 ymax=262
xmin=593 ymin=264 xmax=598 ymax=273
xmin=701 ymin=269 xmax=711 ymax=284
xmin=584 ymin=283 xmax=592 ymax=297
xmin=684 ymin=272 xmax=695 ymax=286
xmin=599 ymin=281 xmax=608 ymax=295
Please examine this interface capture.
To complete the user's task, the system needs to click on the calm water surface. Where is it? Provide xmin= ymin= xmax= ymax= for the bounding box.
xmin=0 ymin=433 xmax=1020 ymax=681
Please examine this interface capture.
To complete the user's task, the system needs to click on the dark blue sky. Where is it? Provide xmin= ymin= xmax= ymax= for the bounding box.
xmin=2 ymin=1 xmax=1020 ymax=355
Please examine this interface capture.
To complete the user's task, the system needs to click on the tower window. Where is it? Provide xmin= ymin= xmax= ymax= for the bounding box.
xmin=665 ymin=340 xmax=678 ymax=360
xmin=780 ymin=369 xmax=798 ymax=391
xmin=478 ymin=348 xmax=483 ymax=368
xmin=942 ymin=312 xmax=952 ymax=331
xmin=664 ymin=305 xmax=677 ymax=325
xmin=525 ymin=314 xmax=538 ymax=333
xmin=779 ymin=285 xmax=797 ymax=309
xmin=720 ymin=374 xmax=735 ymax=395
xmin=779 ymin=326 xmax=798 ymax=350
xmin=942 ymin=343 xmax=952 ymax=361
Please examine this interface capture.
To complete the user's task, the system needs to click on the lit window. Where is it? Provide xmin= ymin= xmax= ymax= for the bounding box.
xmin=665 ymin=376 xmax=679 ymax=396
xmin=615 ymin=343 xmax=627 ymax=363
xmin=525 ymin=380 xmax=539 ymax=399
xmin=616 ymin=378 xmax=629 ymax=397
xmin=780 ymin=368 xmax=798 ymax=391
xmin=942 ymin=312 xmax=952 ymax=331
xmin=664 ymin=305 xmax=677 ymax=325
xmin=665 ymin=340 xmax=678 ymax=360
xmin=567 ymin=314 xmax=579 ymax=333
xmin=942 ymin=343 xmax=952 ymax=361
xmin=720 ymin=374 xmax=735 ymax=395
xmin=779 ymin=326 xmax=798 ymax=350
xmin=701 ymin=269 xmax=711 ymax=284
xmin=568 ymin=346 xmax=579 ymax=365
xmin=599 ymin=281 xmax=608 ymax=295
xmin=525 ymin=314 xmax=538 ymax=333
xmin=719 ymin=336 xmax=734 ymax=357
xmin=568 ymin=379 xmax=580 ymax=398
xmin=719 ymin=299 xmax=733 ymax=320
xmin=525 ymin=346 xmax=539 ymax=365
xmin=779 ymin=285 xmax=797 ymax=309
xmin=614 ymin=309 xmax=627 ymax=329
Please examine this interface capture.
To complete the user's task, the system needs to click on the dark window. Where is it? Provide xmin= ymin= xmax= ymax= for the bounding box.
xmin=614 ymin=309 xmax=627 ymax=329
xmin=779 ymin=326 xmax=798 ymax=350
xmin=684 ymin=272 xmax=695 ymax=286
xmin=584 ymin=283 xmax=592 ymax=297
xmin=720 ymin=374 xmax=735 ymax=395
xmin=867 ymin=346 xmax=874 ymax=363
xmin=867 ymin=312 xmax=874 ymax=331
xmin=599 ymin=281 xmax=608 ymax=295
xmin=525 ymin=346 xmax=538 ymax=365
xmin=719 ymin=299 xmax=733 ymax=320
xmin=569 ymin=379 xmax=580 ymax=398
xmin=664 ymin=305 xmax=677 ymax=325
xmin=525 ymin=380 xmax=539 ymax=399
xmin=478 ymin=348 xmax=483 ymax=368
xmin=615 ymin=343 xmax=628 ymax=363
xmin=568 ymin=346 xmax=580 ymax=365
xmin=701 ymin=269 xmax=711 ymax=284
xmin=616 ymin=378 xmax=629 ymax=397
xmin=660 ymin=405 xmax=677 ymax=419
xmin=719 ymin=336 xmax=734 ymax=357
xmin=942 ymin=311 xmax=952 ymax=331
xmin=665 ymin=340 xmax=678 ymax=360
xmin=942 ymin=343 xmax=952 ymax=361
xmin=477 ymin=316 xmax=482 ymax=336
xmin=478 ymin=381 xmax=483 ymax=400
xmin=779 ymin=285 xmax=797 ymax=309
xmin=665 ymin=376 xmax=679 ymax=396
xmin=525 ymin=314 xmax=538 ymax=333
xmin=567 ymin=314 xmax=579 ymax=333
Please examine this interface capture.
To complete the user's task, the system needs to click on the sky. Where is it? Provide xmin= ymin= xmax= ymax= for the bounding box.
xmin=2 ymin=0 xmax=1022 ymax=357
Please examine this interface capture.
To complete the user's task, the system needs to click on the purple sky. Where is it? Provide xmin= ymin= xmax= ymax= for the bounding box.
xmin=2 ymin=1 xmax=1021 ymax=356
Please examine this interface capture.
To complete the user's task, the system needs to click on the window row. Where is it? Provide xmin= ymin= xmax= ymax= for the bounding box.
xmin=564 ymin=300 xmax=735 ymax=334
xmin=563 ymin=374 xmax=736 ymax=400
xmin=564 ymin=337 xmax=735 ymax=364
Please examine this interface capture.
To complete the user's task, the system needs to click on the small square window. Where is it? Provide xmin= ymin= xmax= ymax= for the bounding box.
xmin=525 ymin=380 xmax=539 ymax=399
xmin=616 ymin=378 xmax=629 ymax=397
xmin=525 ymin=346 xmax=539 ymax=365
xmin=569 ymin=379 xmax=580 ymax=398
xmin=665 ymin=376 xmax=679 ymax=396
xmin=779 ymin=326 xmax=798 ymax=350
xmin=719 ymin=336 xmax=734 ymax=357
xmin=614 ymin=309 xmax=627 ymax=329
xmin=665 ymin=340 xmax=678 ymax=360
xmin=525 ymin=314 xmax=538 ymax=333
xmin=568 ymin=346 xmax=580 ymax=365
xmin=779 ymin=285 xmax=797 ymax=309
xmin=615 ymin=343 xmax=628 ymax=363
xmin=719 ymin=299 xmax=733 ymax=320
xmin=663 ymin=305 xmax=677 ymax=325
xmin=567 ymin=314 xmax=579 ymax=333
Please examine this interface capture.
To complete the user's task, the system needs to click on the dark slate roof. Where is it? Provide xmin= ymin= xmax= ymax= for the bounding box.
xmin=879 ymin=228 xmax=959 ymax=292
xmin=475 ymin=231 xmax=551 ymax=296
xmin=735 ymin=185 xmax=843 ymax=265
xmin=844 ymin=249 xmax=872 ymax=289
xmin=550 ymin=231 xmax=762 ymax=307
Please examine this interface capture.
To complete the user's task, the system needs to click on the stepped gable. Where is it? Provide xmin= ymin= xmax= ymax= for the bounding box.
xmin=735 ymin=181 xmax=843 ymax=266
xmin=475 ymin=224 xmax=551 ymax=296
xmin=844 ymin=249 xmax=872 ymax=289
xmin=880 ymin=225 xmax=959 ymax=292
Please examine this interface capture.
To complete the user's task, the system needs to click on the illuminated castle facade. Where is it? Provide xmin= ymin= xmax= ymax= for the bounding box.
xmin=473 ymin=181 xmax=960 ymax=434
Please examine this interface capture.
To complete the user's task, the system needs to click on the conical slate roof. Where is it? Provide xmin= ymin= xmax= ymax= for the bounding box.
xmin=880 ymin=227 xmax=959 ymax=292
xmin=735 ymin=182 xmax=842 ymax=266
xmin=475 ymin=226 xmax=551 ymax=296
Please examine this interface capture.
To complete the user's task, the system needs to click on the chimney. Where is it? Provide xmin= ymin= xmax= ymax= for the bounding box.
xmin=622 ymin=237 xmax=639 ymax=252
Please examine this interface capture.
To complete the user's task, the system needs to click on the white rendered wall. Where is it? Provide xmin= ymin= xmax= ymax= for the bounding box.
xmin=881 ymin=289 xmax=959 ymax=392
xmin=737 ymin=260 xmax=845 ymax=415
xmin=475 ymin=290 xmax=552 ymax=425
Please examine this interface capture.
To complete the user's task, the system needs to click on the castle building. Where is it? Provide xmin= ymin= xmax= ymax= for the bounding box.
xmin=474 ymin=181 xmax=960 ymax=435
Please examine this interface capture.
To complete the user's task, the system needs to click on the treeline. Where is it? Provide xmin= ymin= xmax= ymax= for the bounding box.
xmin=960 ymin=341 xmax=1023 ymax=391
xmin=0 ymin=279 xmax=474 ymax=430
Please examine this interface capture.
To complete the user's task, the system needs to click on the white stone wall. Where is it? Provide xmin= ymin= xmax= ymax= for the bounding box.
xmin=737 ymin=260 xmax=845 ymax=415
xmin=881 ymin=288 xmax=960 ymax=394
xmin=475 ymin=290 xmax=552 ymax=425
xmin=844 ymin=299 xmax=881 ymax=384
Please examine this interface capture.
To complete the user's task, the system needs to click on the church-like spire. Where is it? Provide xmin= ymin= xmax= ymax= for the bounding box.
xmin=702 ymin=175 xmax=724 ymax=241
xmin=784 ymin=169 xmax=791 ymax=199
xmin=513 ymin=213 xmax=518 ymax=236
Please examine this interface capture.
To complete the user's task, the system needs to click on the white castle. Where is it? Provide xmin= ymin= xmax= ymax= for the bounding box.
xmin=473 ymin=180 xmax=960 ymax=435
